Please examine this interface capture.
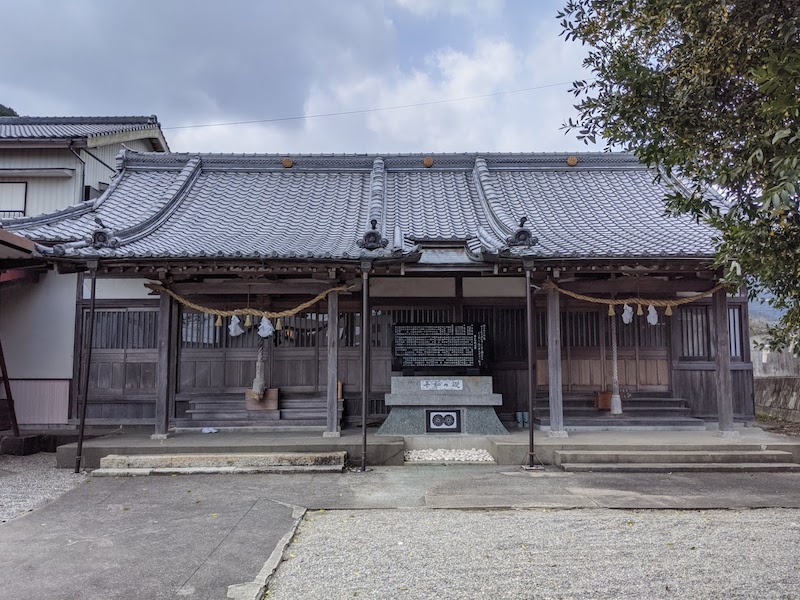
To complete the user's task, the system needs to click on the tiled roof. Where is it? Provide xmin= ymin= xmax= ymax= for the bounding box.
xmin=0 ymin=151 xmax=718 ymax=263
xmin=0 ymin=116 xmax=165 ymax=143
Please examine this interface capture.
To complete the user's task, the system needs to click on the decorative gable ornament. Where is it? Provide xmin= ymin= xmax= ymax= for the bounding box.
xmin=358 ymin=219 xmax=388 ymax=250
xmin=86 ymin=218 xmax=119 ymax=249
xmin=506 ymin=216 xmax=538 ymax=247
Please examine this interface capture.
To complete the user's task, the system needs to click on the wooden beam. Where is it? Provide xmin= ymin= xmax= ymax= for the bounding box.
xmin=325 ymin=291 xmax=340 ymax=436
xmin=171 ymin=280 xmax=347 ymax=295
xmin=547 ymin=285 xmax=567 ymax=436
xmin=559 ymin=277 xmax=718 ymax=294
xmin=713 ymin=288 xmax=735 ymax=433
xmin=154 ymin=291 xmax=172 ymax=437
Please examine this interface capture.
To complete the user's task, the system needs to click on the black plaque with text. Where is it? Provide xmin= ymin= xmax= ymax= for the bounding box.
xmin=392 ymin=323 xmax=487 ymax=372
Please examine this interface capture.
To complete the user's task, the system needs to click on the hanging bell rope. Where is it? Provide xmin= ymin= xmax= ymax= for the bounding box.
xmin=145 ymin=283 xmax=351 ymax=319
xmin=543 ymin=280 xmax=725 ymax=317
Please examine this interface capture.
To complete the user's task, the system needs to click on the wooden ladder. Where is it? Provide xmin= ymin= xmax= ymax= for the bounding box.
xmin=0 ymin=337 xmax=20 ymax=437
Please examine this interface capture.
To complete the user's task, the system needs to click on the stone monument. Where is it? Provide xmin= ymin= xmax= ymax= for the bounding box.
xmin=376 ymin=323 xmax=508 ymax=436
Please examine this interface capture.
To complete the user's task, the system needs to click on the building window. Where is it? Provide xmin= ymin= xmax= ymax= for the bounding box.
xmin=0 ymin=182 xmax=26 ymax=217
xmin=728 ymin=306 xmax=744 ymax=360
xmin=679 ymin=305 xmax=710 ymax=360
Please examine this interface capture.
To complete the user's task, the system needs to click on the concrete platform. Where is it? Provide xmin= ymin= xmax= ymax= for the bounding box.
xmin=55 ymin=425 xmax=800 ymax=470
xmin=58 ymin=429 xmax=404 ymax=469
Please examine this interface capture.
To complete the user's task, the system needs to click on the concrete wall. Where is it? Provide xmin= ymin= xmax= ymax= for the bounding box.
xmin=83 ymin=277 xmax=156 ymax=300
xmin=371 ymin=277 xmax=455 ymax=297
xmin=463 ymin=277 xmax=525 ymax=297
xmin=370 ymin=277 xmax=527 ymax=298
xmin=755 ymin=376 xmax=800 ymax=422
xmin=0 ymin=272 xmax=78 ymax=425
xmin=0 ymin=271 xmax=77 ymax=378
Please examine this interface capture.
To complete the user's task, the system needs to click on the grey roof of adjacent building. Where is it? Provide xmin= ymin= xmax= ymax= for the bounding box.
xmin=0 ymin=116 xmax=169 ymax=150
xmin=0 ymin=150 xmax=718 ymax=264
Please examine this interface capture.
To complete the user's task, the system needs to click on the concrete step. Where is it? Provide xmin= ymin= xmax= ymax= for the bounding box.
xmin=92 ymin=465 xmax=343 ymax=476
xmin=554 ymin=450 xmax=796 ymax=466
xmin=95 ymin=451 xmax=346 ymax=475
xmin=536 ymin=407 xmax=692 ymax=417
xmin=560 ymin=462 xmax=800 ymax=473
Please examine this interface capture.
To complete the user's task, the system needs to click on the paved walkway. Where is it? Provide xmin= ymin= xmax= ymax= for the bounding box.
xmin=2 ymin=466 xmax=800 ymax=599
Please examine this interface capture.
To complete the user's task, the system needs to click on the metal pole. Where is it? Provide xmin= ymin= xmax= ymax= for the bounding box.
xmin=360 ymin=270 xmax=370 ymax=472
xmin=525 ymin=269 xmax=538 ymax=468
xmin=74 ymin=265 xmax=98 ymax=473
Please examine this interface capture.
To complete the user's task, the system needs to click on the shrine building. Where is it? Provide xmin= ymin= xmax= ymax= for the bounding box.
xmin=0 ymin=150 xmax=753 ymax=439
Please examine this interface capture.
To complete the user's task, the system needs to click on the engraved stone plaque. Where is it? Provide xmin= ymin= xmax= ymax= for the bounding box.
xmin=420 ymin=379 xmax=464 ymax=391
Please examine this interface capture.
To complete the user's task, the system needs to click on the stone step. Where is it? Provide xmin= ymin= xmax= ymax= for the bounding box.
xmin=535 ymin=416 xmax=706 ymax=429
xmin=172 ymin=419 xmax=328 ymax=429
xmin=98 ymin=451 xmax=347 ymax=471
xmin=560 ymin=462 xmax=800 ymax=473
xmin=280 ymin=409 xmax=340 ymax=420
xmin=554 ymin=450 xmax=796 ymax=466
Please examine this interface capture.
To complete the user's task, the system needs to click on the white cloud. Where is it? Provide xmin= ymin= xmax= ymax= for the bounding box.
xmin=392 ymin=0 xmax=504 ymax=18
xmin=169 ymin=24 xmax=591 ymax=154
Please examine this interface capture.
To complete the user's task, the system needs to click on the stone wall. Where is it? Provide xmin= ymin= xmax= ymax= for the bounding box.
xmin=755 ymin=376 xmax=800 ymax=422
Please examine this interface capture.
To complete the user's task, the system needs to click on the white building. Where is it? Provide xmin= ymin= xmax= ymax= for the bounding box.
xmin=0 ymin=116 xmax=168 ymax=427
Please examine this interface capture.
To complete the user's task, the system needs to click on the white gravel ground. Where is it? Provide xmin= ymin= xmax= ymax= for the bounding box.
xmin=267 ymin=508 xmax=800 ymax=600
xmin=0 ymin=453 xmax=86 ymax=523
xmin=404 ymin=448 xmax=495 ymax=462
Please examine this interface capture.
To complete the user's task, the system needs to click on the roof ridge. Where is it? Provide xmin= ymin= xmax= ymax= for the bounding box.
xmin=0 ymin=116 xmax=159 ymax=125
xmin=112 ymin=157 xmax=202 ymax=244
xmin=357 ymin=157 xmax=390 ymax=252
xmin=473 ymin=157 xmax=514 ymax=239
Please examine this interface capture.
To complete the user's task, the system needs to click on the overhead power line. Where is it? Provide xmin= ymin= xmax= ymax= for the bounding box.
xmin=162 ymin=80 xmax=580 ymax=131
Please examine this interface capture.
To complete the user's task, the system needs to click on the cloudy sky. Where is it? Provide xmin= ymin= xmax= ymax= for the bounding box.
xmin=0 ymin=0 xmax=592 ymax=154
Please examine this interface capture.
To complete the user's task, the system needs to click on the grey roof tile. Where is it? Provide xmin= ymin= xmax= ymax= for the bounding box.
xmin=0 ymin=116 xmax=162 ymax=140
xmin=1 ymin=150 xmax=718 ymax=262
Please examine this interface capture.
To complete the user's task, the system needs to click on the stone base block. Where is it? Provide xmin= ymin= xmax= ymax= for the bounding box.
xmin=1 ymin=435 xmax=43 ymax=455
xmin=547 ymin=430 xmax=569 ymax=438
xmin=716 ymin=430 xmax=740 ymax=438
xmin=322 ymin=431 xmax=341 ymax=438
xmin=376 ymin=406 xmax=507 ymax=436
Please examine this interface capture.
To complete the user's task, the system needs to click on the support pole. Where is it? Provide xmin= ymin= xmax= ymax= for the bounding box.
xmin=609 ymin=314 xmax=623 ymax=415
xmin=713 ymin=287 xmax=737 ymax=435
xmin=0 ymin=337 xmax=20 ymax=438
xmin=74 ymin=264 xmax=98 ymax=473
xmin=325 ymin=291 xmax=340 ymax=437
xmin=153 ymin=288 xmax=172 ymax=438
xmin=546 ymin=284 xmax=567 ymax=437
xmin=524 ymin=269 xmax=540 ymax=466
xmin=360 ymin=270 xmax=370 ymax=471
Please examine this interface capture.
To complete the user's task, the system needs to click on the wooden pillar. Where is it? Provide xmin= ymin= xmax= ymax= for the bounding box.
xmin=324 ymin=291 xmax=340 ymax=437
xmin=546 ymin=285 xmax=567 ymax=436
xmin=154 ymin=290 xmax=173 ymax=438
xmin=713 ymin=288 xmax=736 ymax=435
